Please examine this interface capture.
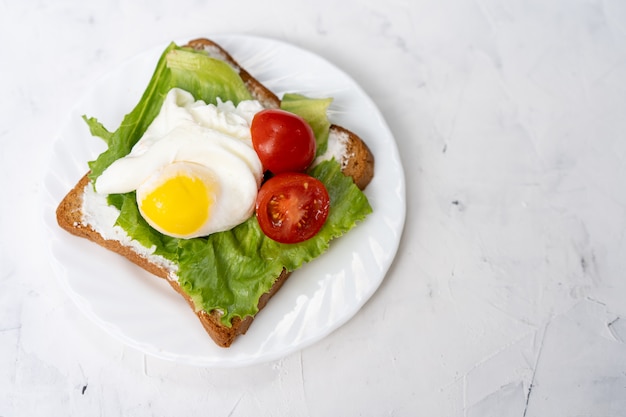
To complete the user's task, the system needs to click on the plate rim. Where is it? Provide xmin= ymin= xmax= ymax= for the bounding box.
xmin=42 ymin=33 xmax=407 ymax=367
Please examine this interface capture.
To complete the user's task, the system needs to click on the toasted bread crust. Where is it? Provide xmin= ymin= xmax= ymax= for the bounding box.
xmin=330 ymin=125 xmax=375 ymax=190
xmin=56 ymin=38 xmax=374 ymax=347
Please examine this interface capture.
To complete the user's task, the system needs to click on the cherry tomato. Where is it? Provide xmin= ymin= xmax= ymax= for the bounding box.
xmin=251 ymin=109 xmax=316 ymax=174
xmin=256 ymin=172 xmax=330 ymax=244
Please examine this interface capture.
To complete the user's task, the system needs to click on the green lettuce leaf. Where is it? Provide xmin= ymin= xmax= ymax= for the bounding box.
xmin=82 ymin=116 xmax=113 ymax=145
xmin=165 ymin=48 xmax=252 ymax=105
xmin=281 ymin=93 xmax=332 ymax=156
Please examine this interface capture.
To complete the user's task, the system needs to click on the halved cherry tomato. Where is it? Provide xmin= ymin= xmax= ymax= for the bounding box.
xmin=251 ymin=109 xmax=316 ymax=174
xmin=256 ymin=172 xmax=330 ymax=244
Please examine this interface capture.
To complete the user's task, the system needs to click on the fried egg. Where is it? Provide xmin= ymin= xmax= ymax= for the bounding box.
xmin=95 ymin=88 xmax=264 ymax=238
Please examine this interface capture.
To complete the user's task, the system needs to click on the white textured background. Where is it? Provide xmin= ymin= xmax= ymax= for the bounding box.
xmin=3 ymin=0 xmax=626 ymax=415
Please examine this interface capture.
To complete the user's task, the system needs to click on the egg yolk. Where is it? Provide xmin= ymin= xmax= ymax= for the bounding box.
xmin=140 ymin=174 xmax=215 ymax=236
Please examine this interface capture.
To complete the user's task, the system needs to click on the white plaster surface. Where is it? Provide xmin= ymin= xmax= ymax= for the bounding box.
xmin=2 ymin=0 xmax=626 ymax=415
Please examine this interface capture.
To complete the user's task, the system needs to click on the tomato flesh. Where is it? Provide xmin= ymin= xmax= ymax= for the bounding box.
xmin=256 ymin=172 xmax=330 ymax=244
xmin=251 ymin=109 xmax=316 ymax=174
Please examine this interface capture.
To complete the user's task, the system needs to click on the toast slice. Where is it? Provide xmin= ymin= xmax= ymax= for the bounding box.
xmin=56 ymin=38 xmax=374 ymax=348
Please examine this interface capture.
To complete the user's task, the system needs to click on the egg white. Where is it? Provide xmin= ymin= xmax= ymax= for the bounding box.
xmin=94 ymin=88 xmax=264 ymax=238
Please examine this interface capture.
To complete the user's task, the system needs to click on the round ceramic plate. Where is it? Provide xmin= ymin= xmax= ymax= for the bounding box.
xmin=43 ymin=34 xmax=406 ymax=367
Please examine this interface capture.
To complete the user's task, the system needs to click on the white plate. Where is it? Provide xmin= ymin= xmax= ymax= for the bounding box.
xmin=42 ymin=34 xmax=406 ymax=367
